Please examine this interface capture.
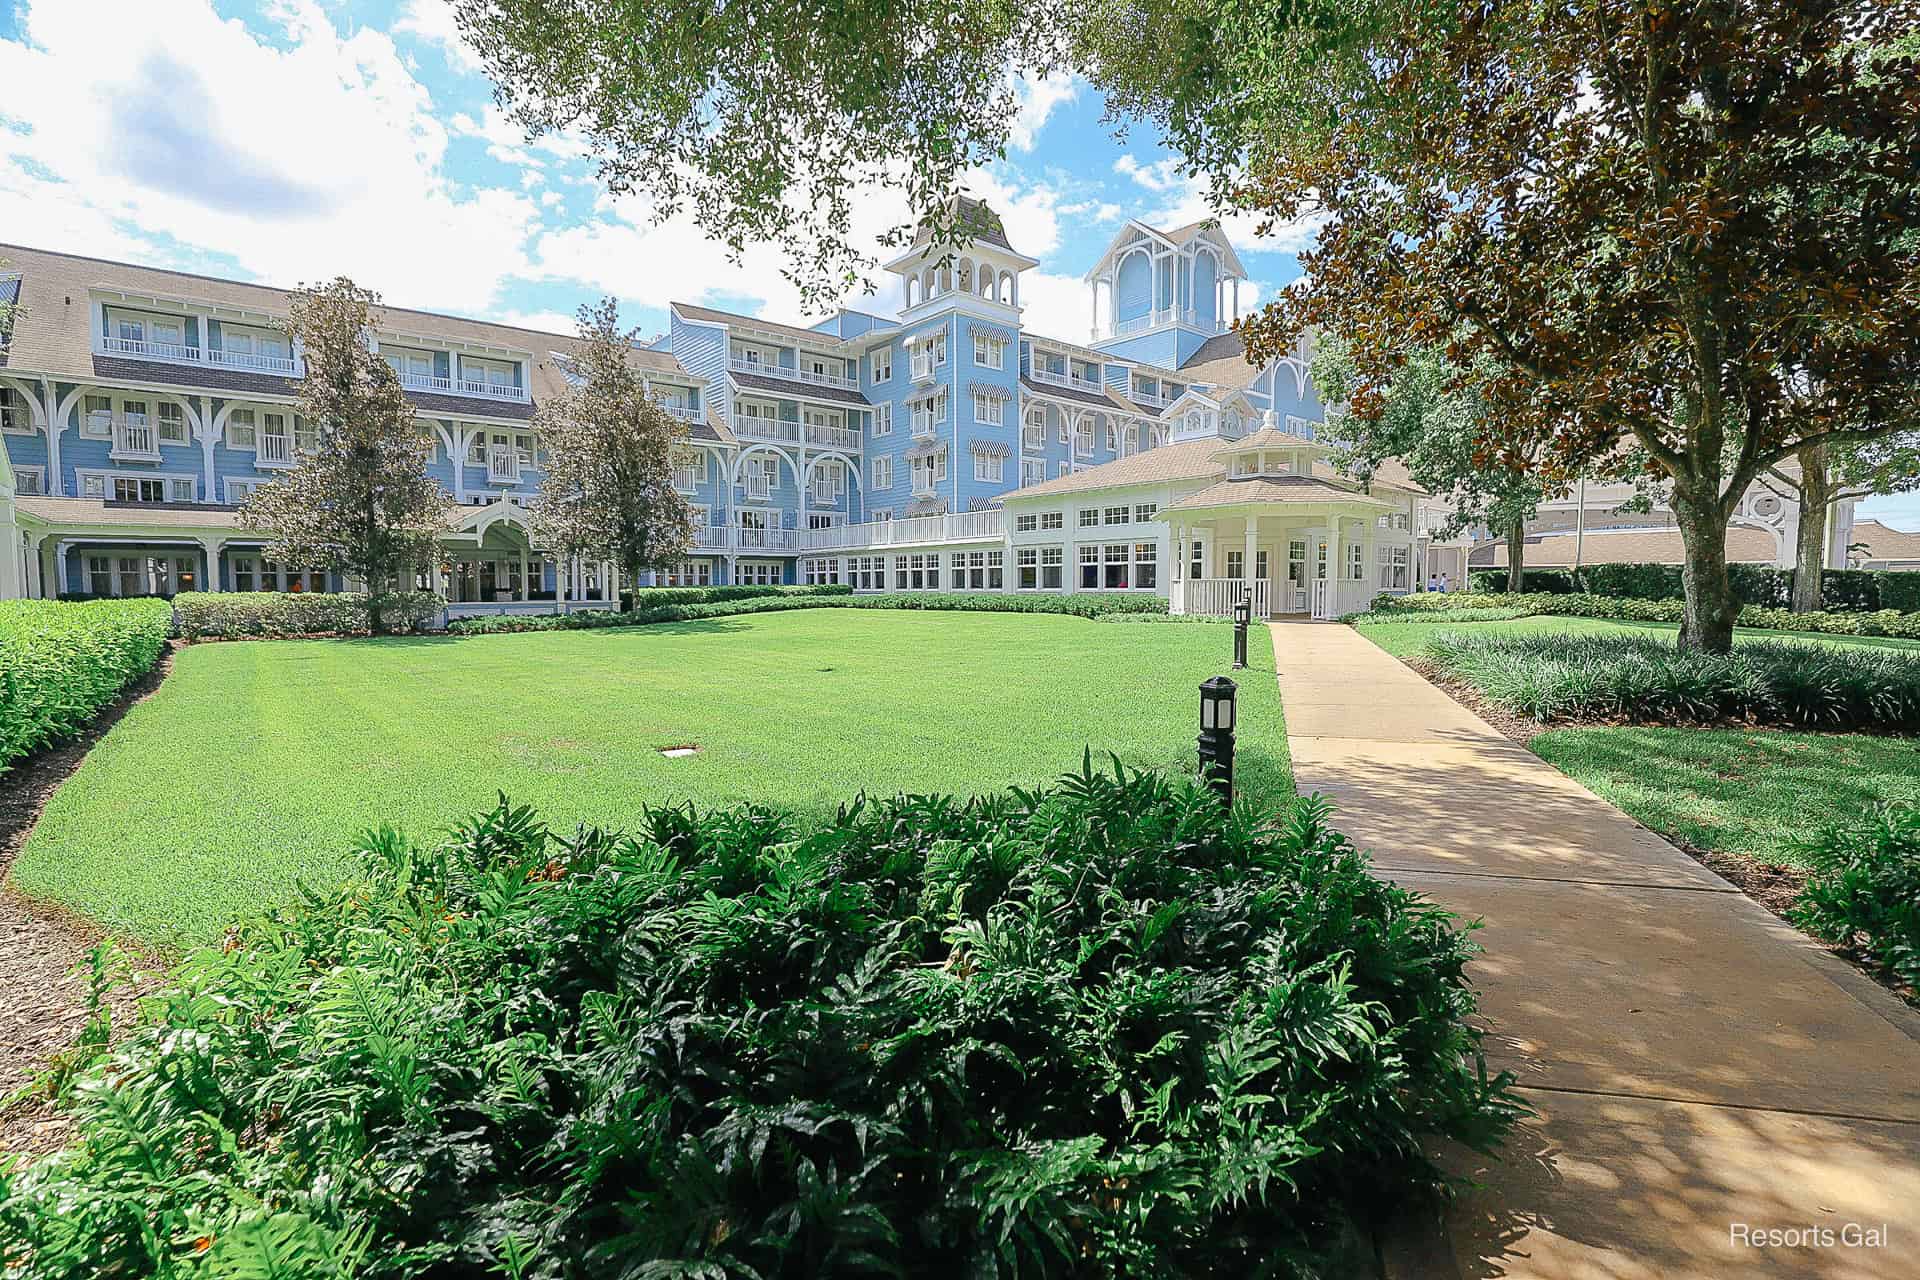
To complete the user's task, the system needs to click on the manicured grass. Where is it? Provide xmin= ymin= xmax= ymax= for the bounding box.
xmin=11 ymin=611 xmax=1286 ymax=948
xmin=1354 ymin=612 xmax=1920 ymax=658
xmin=1529 ymin=727 xmax=1920 ymax=867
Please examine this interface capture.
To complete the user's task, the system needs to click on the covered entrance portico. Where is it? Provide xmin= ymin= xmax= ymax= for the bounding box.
xmin=1160 ymin=430 xmax=1413 ymax=620
xmin=435 ymin=499 xmax=616 ymax=620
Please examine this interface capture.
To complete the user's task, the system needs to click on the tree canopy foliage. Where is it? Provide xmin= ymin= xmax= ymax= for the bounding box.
xmin=238 ymin=279 xmax=450 ymax=632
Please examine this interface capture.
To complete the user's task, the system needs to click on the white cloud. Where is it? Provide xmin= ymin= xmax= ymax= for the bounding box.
xmin=0 ymin=0 xmax=540 ymax=314
xmin=1113 ymin=153 xmax=1185 ymax=194
xmin=1007 ymin=70 xmax=1079 ymax=152
xmin=394 ymin=0 xmax=485 ymax=75
xmin=1016 ymin=270 xmax=1097 ymax=346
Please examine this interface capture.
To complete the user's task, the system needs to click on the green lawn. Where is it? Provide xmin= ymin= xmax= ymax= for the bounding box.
xmin=1530 ymin=727 xmax=1920 ymax=867
xmin=11 ymin=611 xmax=1287 ymax=948
xmin=1353 ymin=612 xmax=1920 ymax=659
xmin=1350 ymin=612 xmax=1920 ymax=867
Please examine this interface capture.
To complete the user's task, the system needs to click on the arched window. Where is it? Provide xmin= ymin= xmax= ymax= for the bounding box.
xmin=958 ymin=258 xmax=973 ymax=294
xmin=905 ymin=276 xmax=920 ymax=309
xmin=980 ymin=267 xmax=995 ymax=299
xmin=1000 ymin=271 xmax=1016 ymax=306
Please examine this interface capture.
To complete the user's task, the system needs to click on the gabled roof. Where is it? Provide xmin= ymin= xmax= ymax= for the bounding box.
xmin=1162 ymin=476 xmax=1390 ymax=515
xmin=1177 ymin=332 xmax=1265 ymax=388
xmin=1019 ymin=376 xmax=1145 ymax=417
xmin=1470 ymin=526 xmax=1780 ymax=568
xmin=0 ymin=243 xmax=694 ymax=410
xmin=1006 ymin=438 xmax=1228 ymax=499
xmin=670 ymin=302 xmax=861 ymax=349
xmin=1851 ymin=519 xmax=1920 ymax=563
xmin=731 ymin=368 xmax=871 ymax=407
xmin=1084 ymin=219 xmax=1249 ymax=283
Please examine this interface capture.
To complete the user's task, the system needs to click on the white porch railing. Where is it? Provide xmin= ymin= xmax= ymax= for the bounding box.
xmin=735 ymin=525 xmax=797 ymax=551
xmin=1171 ymin=577 xmax=1271 ymax=619
xmin=488 ymin=450 xmax=521 ymax=484
xmin=209 ymin=347 xmax=298 ymax=375
xmin=99 ymin=335 xmax=304 ymax=377
xmin=110 ymin=417 xmax=160 ymax=461
xmin=102 ymin=336 xmax=201 ymax=363
xmin=691 ymin=525 xmax=730 ymax=550
xmin=659 ymin=403 xmax=702 ymax=423
xmin=1308 ymin=579 xmax=1377 ymax=620
xmin=1096 ymin=309 xmax=1234 ymax=341
xmin=398 ymin=371 xmax=528 ymax=402
xmin=800 ymin=508 xmax=1003 ymax=551
xmin=1028 ymin=367 xmax=1106 ymax=395
xmin=805 ymin=422 xmax=860 ymax=450
xmin=258 ymin=432 xmax=293 ymax=466
xmin=735 ymin=415 xmax=802 ymax=444
xmin=1129 ymin=387 xmax=1171 ymax=409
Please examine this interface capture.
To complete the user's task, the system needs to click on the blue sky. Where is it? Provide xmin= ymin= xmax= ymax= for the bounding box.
xmin=3 ymin=0 xmax=1913 ymax=527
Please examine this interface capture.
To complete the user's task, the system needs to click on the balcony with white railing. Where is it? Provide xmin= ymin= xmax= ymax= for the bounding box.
xmin=102 ymin=336 xmax=202 ymax=364
xmin=805 ymin=422 xmax=861 ymax=450
xmin=659 ymin=403 xmax=703 ymax=423
xmin=488 ymin=449 xmax=522 ymax=484
xmin=397 ymin=371 xmax=529 ymax=403
xmin=909 ymin=411 xmax=945 ymax=440
xmin=109 ymin=417 xmax=161 ymax=462
xmin=99 ymin=334 xmax=307 ymax=379
xmin=734 ymin=525 xmax=797 ymax=551
xmin=1020 ymin=427 xmax=1045 ymax=453
xmin=734 ymin=414 xmax=802 ymax=444
xmin=1129 ymin=386 xmax=1171 ymax=410
xmin=800 ymin=508 xmax=1004 ymax=551
xmin=691 ymin=524 xmax=730 ymax=551
xmin=208 ymin=347 xmax=299 ymax=375
xmin=258 ymin=433 xmax=294 ymax=467
xmin=1028 ymin=366 xmax=1107 ymax=396
xmin=742 ymin=473 xmax=773 ymax=501
xmin=729 ymin=355 xmax=858 ymax=392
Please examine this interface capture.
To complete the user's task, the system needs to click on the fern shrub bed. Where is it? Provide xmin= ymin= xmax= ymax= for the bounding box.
xmin=1357 ymin=590 xmax=1920 ymax=639
xmin=0 ymin=774 xmax=1517 ymax=1278
xmin=0 ymin=597 xmax=172 ymax=770
xmin=1422 ymin=629 xmax=1920 ymax=731
xmin=1790 ymin=804 xmax=1920 ymax=995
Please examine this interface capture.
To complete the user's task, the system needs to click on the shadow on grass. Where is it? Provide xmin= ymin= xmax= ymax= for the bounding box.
xmin=362 ymin=617 xmax=764 ymax=647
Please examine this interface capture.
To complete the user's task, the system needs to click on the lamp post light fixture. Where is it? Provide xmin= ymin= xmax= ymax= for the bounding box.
xmin=1197 ymin=675 xmax=1238 ymax=803
xmin=1232 ymin=593 xmax=1251 ymax=669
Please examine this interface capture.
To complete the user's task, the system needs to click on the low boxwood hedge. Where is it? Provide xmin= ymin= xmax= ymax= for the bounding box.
xmin=1469 ymin=562 xmax=1920 ymax=612
xmin=446 ymin=589 xmax=1168 ymax=634
xmin=1361 ymin=590 xmax=1920 ymax=639
xmin=0 ymin=597 xmax=172 ymax=770
xmin=0 ymin=770 xmax=1517 ymax=1277
xmin=1422 ymin=628 xmax=1920 ymax=731
xmin=172 ymin=591 xmax=445 ymax=639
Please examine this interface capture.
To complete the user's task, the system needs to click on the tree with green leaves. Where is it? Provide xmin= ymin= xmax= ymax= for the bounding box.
xmin=1312 ymin=333 xmax=1558 ymax=589
xmin=238 ymin=280 xmax=451 ymax=633
xmin=530 ymin=298 xmax=694 ymax=594
xmin=1767 ymin=434 xmax=1920 ymax=611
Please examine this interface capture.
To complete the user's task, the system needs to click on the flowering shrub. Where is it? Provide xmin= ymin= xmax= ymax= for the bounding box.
xmin=171 ymin=591 xmax=444 ymax=639
xmin=1361 ymin=591 xmax=1920 ymax=639
xmin=0 ymin=598 xmax=172 ymax=770
xmin=0 ymin=771 xmax=1517 ymax=1277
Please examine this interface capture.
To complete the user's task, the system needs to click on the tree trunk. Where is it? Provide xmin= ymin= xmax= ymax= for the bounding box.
xmin=1673 ymin=493 xmax=1738 ymax=653
xmin=1506 ymin=520 xmax=1527 ymax=594
xmin=1791 ymin=443 xmax=1831 ymax=614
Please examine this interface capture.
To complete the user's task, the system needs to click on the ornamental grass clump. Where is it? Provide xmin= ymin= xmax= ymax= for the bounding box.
xmin=0 ymin=765 xmax=1518 ymax=1279
xmin=1423 ymin=629 xmax=1920 ymax=731
xmin=0 ymin=597 xmax=172 ymax=769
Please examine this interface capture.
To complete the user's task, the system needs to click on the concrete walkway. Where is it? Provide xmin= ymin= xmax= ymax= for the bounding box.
xmin=1270 ymin=621 xmax=1920 ymax=1280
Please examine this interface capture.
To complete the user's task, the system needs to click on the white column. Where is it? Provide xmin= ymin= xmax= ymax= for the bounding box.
xmin=452 ymin=427 xmax=468 ymax=504
xmin=1242 ymin=517 xmax=1257 ymax=584
xmin=43 ymin=378 xmax=63 ymax=497
xmin=199 ymin=538 xmax=223 ymax=591
xmin=1231 ymin=279 xmax=1240 ymax=323
xmin=1327 ymin=520 xmax=1343 ymax=617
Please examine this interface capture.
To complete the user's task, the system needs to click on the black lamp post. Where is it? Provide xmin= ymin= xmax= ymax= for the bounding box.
xmin=1232 ymin=593 xmax=1251 ymax=669
xmin=1197 ymin=675 xmax=1238 ymax=803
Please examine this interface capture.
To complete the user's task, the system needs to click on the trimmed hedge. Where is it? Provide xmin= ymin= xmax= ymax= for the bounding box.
xmin=0 ymin=772 xmax=1518 ymax=1276
xmin=446 ymin=590 xmax=1169 ymax=634
xmin=1362 ymin=590 xmax=1920 ymax=639
xmin=172 ymin=591 xmax=445 ymax=640
xmin=1469 ymin=562 xmax=1920 ymax=612
xmin=0 ymin=598 xmax=173 ymax=770
xmin=1422 ymin=629 xmax=1920 ymax=731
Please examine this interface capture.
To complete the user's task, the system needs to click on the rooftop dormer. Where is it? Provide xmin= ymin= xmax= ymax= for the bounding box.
xmin=1087 ymin=221 xmax=1250 ymax=368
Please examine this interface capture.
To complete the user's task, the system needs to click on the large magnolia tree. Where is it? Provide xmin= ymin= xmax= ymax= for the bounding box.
xmin=530 ymin=298 xmax=694 ymax=593
xmin=238 ymin=279 xmax=450 ymax=633
xmin=458 ymin=0 xmax=1920 ymax=650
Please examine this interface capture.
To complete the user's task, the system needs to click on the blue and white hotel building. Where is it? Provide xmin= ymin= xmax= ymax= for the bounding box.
xmin=0 ymin=202 xmax=1428 ymax=618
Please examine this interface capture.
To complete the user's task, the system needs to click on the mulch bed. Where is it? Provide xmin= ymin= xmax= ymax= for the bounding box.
xmin=0 ymin=648 xmax=175 ymax=1157
xmin=1399 ymin=654 xmax=1914 ymax=1003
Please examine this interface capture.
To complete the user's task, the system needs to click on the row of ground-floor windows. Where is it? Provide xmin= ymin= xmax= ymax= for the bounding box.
xmin=1199 ymin=540 xmax=1410 ymax=591
xmin=807 ymin=551 xmax=1015 ymax=592
xmin=80 ymin=553 xmax=328 ymax=597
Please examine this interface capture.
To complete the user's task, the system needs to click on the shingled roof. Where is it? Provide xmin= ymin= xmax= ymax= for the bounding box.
xmin=910 ymin=195 xmax=1017 ymax=254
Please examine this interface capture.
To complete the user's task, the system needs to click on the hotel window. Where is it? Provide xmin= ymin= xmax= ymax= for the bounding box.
xmin=13 ymin=466 xmax=44 ymax=495
xmin=1078 ymin=544 xmax=1101 ymax=589
xmin=1016 ymin=548 xmax=1039 ymax=590
xmin=1040 ymin=547 xmax=1064 ymax=589
xmin=873 ymin=403 xmax=892 ymax=436
xmin=79 ymin=473 xmax=108 ymax=498
xmin=0 ymin=387 xmax=26 ymax=433
xmin=804 ymin=407 xmax=844 ymax=433
xmin=466 ymin=433 xmax=487 ymax=465
xmin=226 ymin=478 xmax=264 ymax=503
xmin=117 ymin=556 xmax=143 ymax=597
xmin=893 ymin=555 xmax=910 ymax=589
xmin=1103 ymin=423 xmax=1118 ymax=451
xmin=1078 ymin=508 xmax=1100 ymax=528
xmin=1104 ymin=543 xmax=1131 ymax=589
xmin=113 ymin=476 xmax=168 ymax=503
xmin=227 ymin=408 xmax=257 ymax=449
xmin=972 ymin=390 xmax=1002 ymax=426
xmin=1021 ymin=460 xmax=1044 ymax=486
xmin=1124 ymin=426 xmax=1140 ymax=454
xmin=872 ymin=347 xmax=892 ymax=382
xmin=1039 ymin=512 xmax=1063 ymax=530
xmin=86 ymin=555 xmax=112 ymax=597
xmin=957 ymin=550 xmax=987 ymax=590
xmin=1226 ymin=549 xmax=1245 ymax=580
xmin=1190 ymin=541 xmax=1205 ymax=580
xmin=1134 ymin=503 xmax=1157 ymax=523
xmin=82 ymin=395 xmax=113 ymax=438
xmin=1347 ymin=542 xmax=1364 ymax=579
xmin=671 ymin=450 xmax=705 ymax=493
xmin=1134 ymin=542 xmax=1158 ymax=589
xmin=664 ymin=561 xmax=715 ymax=586
xmin=384 ymin=348 xmax=435 ymax=382
xmin=461 ymin=356 xmax=519 ymax=392
xmin=734 ymin=344 xmax=767 ymax=368
xmin=219 ymin=325 xmax=289 ymax=364
xmin=1378 ymin=545 xmax=1410 ymax=590
xmin=737 ymin=561 xmax=784 ymax=585
xmin=909 ymin=449 xmax=947 ymax=496
xmin=872 ymin=456 xmax=891 ymax=489
xmin=986 ymin=550 xmax=1004 ymax=589
xmin=811 ymin=460 xmax=846 ymax=505
xmin=973 ymin=451 xmax=1004 ymax=483
xmin=804 ymin=558 xmax=841 ymax=586
xmin=1104 ymin=505 xmax=1128 ymax=526
xmin=973 ymin=333 xmax=1005 ymax=369
xmin=294 ymin=418 xmax=318 ymax=454
xmin=1057 ymin=461 xmax=1071 ymax=479
xmin=157 ymin=402 xmax=188 ymax=445
xmin=1074 ymin=425 xmax=1095 ymax=457
xmin=1015 ymin=513 xmax=1038 ymax=533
